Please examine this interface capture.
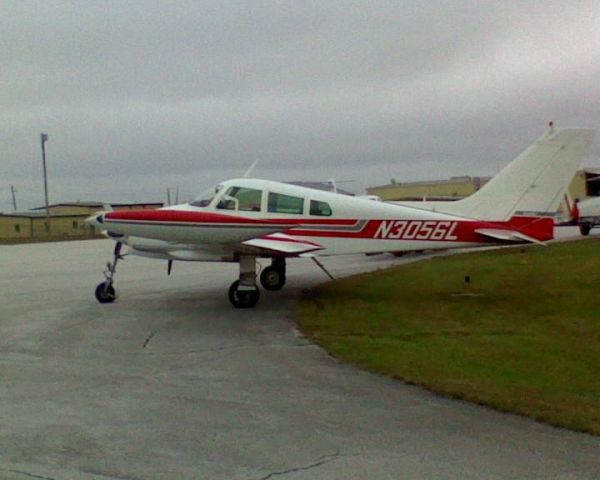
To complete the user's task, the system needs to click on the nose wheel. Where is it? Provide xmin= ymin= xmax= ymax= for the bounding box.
xmin=95 ymin=282 xmax=117 ymax=303
xmin=94 ymin=242 xmax=123 ymax=304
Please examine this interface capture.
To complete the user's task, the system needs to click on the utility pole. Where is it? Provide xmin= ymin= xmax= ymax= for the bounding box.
xmin=10 ymin=184 xmax=17 ymax=211
xmin=40 ymin=133 xmax=50 ymax=233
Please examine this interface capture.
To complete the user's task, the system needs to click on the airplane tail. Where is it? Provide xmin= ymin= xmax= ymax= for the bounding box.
xmin=440 ymin=126 xmax=596 ymax=221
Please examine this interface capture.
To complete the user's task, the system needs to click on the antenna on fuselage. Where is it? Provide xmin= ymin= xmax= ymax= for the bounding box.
xmin=243 ymin=160 xmax=259 ymax=178
xmin=328 ymin=178 xmax=338 ymax=193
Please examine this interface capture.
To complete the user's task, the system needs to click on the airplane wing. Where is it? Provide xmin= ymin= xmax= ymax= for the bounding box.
xmin=242 ymin=233 xmax=324 ymax=255
xmin=475 ymin=229 xmax=546 ymax=245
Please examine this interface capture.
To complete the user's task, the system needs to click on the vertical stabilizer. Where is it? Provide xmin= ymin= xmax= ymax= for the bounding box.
xmin=440 ymin=127 xmax=596 ymax=220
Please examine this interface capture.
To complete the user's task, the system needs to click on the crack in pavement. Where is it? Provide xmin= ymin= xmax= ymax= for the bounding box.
xmin=252 ymin=451 xmax=341 ymax=480
xmin=0 ymin=468 xmax=56 ymax=480
xmin=142 ymin=330 xmax=156 ymax=348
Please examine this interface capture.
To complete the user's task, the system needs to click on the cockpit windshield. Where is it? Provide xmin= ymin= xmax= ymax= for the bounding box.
xmin=189 ymin=184 xmax=223 ymax=208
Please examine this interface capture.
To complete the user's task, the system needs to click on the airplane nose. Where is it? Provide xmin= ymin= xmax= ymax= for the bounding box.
xmin=85 ymin=213 xmax=104 ymax=226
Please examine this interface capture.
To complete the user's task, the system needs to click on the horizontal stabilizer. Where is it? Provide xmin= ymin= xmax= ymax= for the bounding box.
xmin=243 ymin=233 xmax=323 ymax=255
xmin=475 ymin=228 xmax=546 ymax=245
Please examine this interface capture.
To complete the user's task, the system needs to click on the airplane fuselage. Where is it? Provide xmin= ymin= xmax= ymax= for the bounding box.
xmin=94 ymin=178 xmax=553 ymax=259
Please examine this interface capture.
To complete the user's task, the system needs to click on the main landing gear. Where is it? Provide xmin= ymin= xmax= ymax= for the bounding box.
xmin=260 ymin=257 xmax=286 ymax=291
xmin=228 ymin=255 xmax=260 ymax=308
xmin=228 ymin=256 xmax=286 ymax=308
xmin=94 ymin=242 xmax=123 ymax=304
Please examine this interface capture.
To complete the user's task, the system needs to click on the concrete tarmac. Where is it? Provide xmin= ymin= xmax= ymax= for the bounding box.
xmin=0 ymin=235 xmax=598 ymax=479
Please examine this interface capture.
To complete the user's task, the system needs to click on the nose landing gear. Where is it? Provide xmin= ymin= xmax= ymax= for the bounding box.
xmin=94 ymin=242 xmax=123 ymax=304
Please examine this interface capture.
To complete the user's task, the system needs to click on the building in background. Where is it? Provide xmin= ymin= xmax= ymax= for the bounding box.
xmin=0 ymin=201 xmax=162 ymax=242
xmin=367 ymin=176 xmax=490 ymax=201
xmin=569 ymin=169 xmax=600 ymax=200
xmin=367 ymin=169 xmax=599 ymax=203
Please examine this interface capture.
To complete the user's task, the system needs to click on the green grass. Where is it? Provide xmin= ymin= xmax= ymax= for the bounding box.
xmin=298 ymin=240 xmax=600 ymax=435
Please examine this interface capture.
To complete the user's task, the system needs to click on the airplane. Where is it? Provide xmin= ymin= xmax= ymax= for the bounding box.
xmin=86 ymin=125 xmax=595 ymax=308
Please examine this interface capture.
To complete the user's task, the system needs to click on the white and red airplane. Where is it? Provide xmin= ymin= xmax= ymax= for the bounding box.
xmin=87 ymin=126 xmax=595 ymax=308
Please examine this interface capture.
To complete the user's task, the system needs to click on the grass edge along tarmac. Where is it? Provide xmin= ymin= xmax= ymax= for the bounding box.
xmin=298 ymin=240 xmax=600 ymax=435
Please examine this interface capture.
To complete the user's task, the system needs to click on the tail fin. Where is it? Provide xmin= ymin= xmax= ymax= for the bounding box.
xmin=441 ymin=127 xmax=596 ymax=221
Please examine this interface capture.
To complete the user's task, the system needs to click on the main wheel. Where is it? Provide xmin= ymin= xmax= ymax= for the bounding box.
xmin=260 ymin=266 xmax=286 ymax=291
xmin=228 ymin=281 xmax=260 ymax=308
xmin=579 ymin=224 xmax=592 ymax=236
xmin=95 ymin=282 xmax=117 ymax=303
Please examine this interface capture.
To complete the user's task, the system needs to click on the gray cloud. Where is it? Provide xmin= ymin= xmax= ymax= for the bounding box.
xmin=1 ymin=0 xmax=599 ymax=209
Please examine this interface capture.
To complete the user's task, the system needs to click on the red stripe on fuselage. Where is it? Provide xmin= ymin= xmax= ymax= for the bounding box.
xmin=105 ymin=209 xmax=358 ymax=226
xmin=105 ymin=210 xmax=554 ymax=243
xmin=289 ymin=217 xmax=554 ymax=242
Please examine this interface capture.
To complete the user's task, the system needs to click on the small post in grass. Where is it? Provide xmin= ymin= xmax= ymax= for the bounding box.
xmin=520 ymin=247 xmax=528 ymax=264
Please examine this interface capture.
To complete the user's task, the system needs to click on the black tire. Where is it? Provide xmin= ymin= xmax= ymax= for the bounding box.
xmin=579 ymin=224 xmax=592 ymax=236
xmin=228 ymin=281 xmax=260 ymax=308
xmin=260 ymin=266 xmax=286 ymax=291
xmin=95 ymin=282 xmax=116 ymax=303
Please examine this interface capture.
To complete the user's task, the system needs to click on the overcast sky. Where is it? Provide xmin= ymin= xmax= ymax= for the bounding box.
xmin=1 ymin=0 xmax=599 ymax=210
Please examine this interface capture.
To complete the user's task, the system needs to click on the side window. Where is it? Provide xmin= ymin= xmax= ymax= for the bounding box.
xmin=268 ymin=192 xmax=304 ymax=214
xmin=217 ymin=186 xmax=262 ymax=211
xmin=310 ymin=200 xmax=332 ymax=216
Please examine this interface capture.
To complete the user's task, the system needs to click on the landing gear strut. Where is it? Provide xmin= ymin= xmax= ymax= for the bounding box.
xmin=260 ymin=257 xmax=286 ymax=291
xmin=94 ymin=242 xmax=123 ymax=304
xmin=229 ymin=255 xmax=260 ymax=308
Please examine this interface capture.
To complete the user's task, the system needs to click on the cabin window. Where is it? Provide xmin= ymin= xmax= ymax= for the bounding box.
xmin=310 ymin=200 xmax=332 ymax=216
xmin=14 ymin=224 xmax=20 ymax=233
xmin=267 ymin=192 xmax=304 ymax=214
xmin=217 ymin=186 xmax=262 ymax=211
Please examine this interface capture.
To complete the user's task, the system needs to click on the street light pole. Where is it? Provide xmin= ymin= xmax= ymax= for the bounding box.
xmin=10 ymin=184 xmax=17 ymax=211
xmin=40 ymin=133 xmax=50 ymax=234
